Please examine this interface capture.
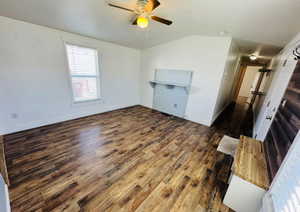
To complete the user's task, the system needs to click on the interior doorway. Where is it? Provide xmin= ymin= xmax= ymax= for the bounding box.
xmin=232 ymin=56 xmax=272 ymax=106
xmin=236 ymin=66 xmax=263 ymax=104
xmin=228 ymin=56 xmax=272 ymax=137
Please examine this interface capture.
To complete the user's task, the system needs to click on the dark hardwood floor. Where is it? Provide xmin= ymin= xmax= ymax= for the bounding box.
xmin=214 ymin=96 xmax=253 ymax=138
xmin=3 ymin=105 xmax=246 ymax=212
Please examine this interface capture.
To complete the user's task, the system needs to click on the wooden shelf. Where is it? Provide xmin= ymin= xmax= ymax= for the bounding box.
xmin=287 ymin=86 xmax=300 ymax=95
xmin=233 ymin=136 xmax=270 ymax=190
xmin=149 ymin=80 xmax=189 ymax=87
xmin=149 ymin=80 xmax=191 ymax=93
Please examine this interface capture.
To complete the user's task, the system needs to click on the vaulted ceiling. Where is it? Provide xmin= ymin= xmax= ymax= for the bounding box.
xmin=0 ymin=0 xmax=299 ymax=57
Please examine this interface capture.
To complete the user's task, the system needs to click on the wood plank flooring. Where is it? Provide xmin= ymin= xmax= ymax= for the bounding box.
xmin=4 ymin=106 xmax=234 ymax=212
xmin=214 ymin=96 xmax=253 ymax=138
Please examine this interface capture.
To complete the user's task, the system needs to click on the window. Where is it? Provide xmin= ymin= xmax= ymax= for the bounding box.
xmin=65 ymin=44 xmax=100 ymax=102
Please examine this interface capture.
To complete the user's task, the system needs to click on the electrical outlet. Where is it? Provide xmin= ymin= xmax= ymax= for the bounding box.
xmin=11 ymin=113 xmax=18 ymax=119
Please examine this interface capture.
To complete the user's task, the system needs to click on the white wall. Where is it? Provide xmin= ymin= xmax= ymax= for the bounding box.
xmin=0 ymin=17 xmax=242 ymax=133
xmin=0 ymin=175 xmax=10 ymax=212
xmin=238 ymin=66 xmax=261 ymax=97
xmin=0 ymin=16 xmax=141 ymax=135
xmin=140 ymin=36 xmax=238 ymax=126
xmin=212 ymin=41 xmax=240 ymax=123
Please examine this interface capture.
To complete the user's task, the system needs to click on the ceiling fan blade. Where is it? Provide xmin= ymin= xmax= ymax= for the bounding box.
xmin=151 ymin=16 xmax=173 ymax=25
xmin=152 ymin=0 xmax=161 ymax=10
xmin=108 ymin=3 xmax=135 ymax=12
xmin=132 ymin=16 xmax=138 ymax=25
xmin=144 ymin=0 xmax=161 ymax=13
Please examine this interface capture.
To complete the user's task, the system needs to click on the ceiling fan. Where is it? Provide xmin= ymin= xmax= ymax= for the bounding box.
xmin=108 ymin=0 xmax=173 ymax=28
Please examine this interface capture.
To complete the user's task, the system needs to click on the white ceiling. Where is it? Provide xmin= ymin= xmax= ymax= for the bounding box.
xmin=0 ymin=0 xmax=299 ymax=57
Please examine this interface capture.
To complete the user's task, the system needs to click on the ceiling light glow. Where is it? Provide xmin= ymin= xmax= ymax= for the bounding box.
xmin=250 ymin=54 xmax=257 ymax=61
xmin=137 ymin=16 xmax=149 ymax=28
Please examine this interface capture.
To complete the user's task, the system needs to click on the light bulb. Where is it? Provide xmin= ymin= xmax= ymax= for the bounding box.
xmin=137 ymin=16 xmax=149 ymax=28
xmin=250 ymin=54 xmax=257 ymax=61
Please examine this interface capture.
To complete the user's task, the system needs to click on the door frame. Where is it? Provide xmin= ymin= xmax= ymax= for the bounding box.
xmin=232 ymin=56 xmax=270 ymax=102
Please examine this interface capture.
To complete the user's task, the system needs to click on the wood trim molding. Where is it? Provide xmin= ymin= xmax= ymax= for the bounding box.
xmin=0 ymin=136 xmax=9 ymax=186
xmin=233 ymin=65 xmax=247 ymax=101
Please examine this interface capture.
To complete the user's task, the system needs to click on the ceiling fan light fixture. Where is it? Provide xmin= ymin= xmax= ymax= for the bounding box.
xmin=250 ymin=54 xmax=257 ymax=61
xmin=137 ymin=16 xmax=149 ymax=28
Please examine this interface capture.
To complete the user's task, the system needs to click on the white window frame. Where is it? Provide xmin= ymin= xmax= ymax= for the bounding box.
xmin=64 ymin=42 xmax=101 ymax=103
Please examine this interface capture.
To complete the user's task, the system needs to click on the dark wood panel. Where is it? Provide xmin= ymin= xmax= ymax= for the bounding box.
xmin=265 ymin=61 xmax=300 ymax=182
xmin=264 ymin=136 xmax=279 ymax=180
xmin=278 ymin=107 xmax=298 ymax=138
xmin=277 ymin=108 xmax=297 ymax=142
xmin=4 ymin=106 xmax=235 ymax=212
xmin=270 ymin=127 xmax=285 ymax=162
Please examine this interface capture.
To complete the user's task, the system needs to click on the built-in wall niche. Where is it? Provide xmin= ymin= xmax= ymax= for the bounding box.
xmin=149 ymin=69 xmax=193 ymax=118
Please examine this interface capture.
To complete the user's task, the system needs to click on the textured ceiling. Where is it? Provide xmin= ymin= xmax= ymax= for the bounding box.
xmin=0 ymin=0 xmax=299 ymax=57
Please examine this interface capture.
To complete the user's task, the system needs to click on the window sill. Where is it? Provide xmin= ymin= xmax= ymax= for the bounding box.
xmin=71 ymin=98 xmax=104 ymax=106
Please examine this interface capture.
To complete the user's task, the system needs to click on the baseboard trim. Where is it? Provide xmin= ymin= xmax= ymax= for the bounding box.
xmin=210 ymin=102 xmax=231 ymax=126
xmin=4 ymin=183 xmax=10 ymax=212
xmin=140 ymin=104 xmax=211 ymax=127
xmin=1 ymin=104 xmax=139 ymax=136
xmin=0 ymin=174 xmax=10 ymax=212
xmin=0 ymin=136 xmax=9 ymax=186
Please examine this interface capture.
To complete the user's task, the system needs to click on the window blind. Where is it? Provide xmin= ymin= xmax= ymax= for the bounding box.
xmin=66 ymin=44 xmax=98 ymax=76
xmin=65 ymin=44 xmax=100 ymax=102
